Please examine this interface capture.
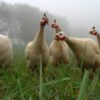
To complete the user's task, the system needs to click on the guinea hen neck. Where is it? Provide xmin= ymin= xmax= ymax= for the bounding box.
xmin=96 ymin=33 xmax=100 ymax=50
xmin=55 ymin=28 xmax=61 ymax=33
xmin=34 ymin=25 xmax=45 ymax=44
xmin=65 ymin=37 xmax=78 ymax=52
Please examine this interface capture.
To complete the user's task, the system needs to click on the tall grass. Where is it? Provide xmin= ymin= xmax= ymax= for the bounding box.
xmin=77 ymin=70 xmax=89 ymax=100
xmin=39 ymin=55 xmax=43 ymax=100
xmin=0 ymin=45 xmax=100 ymax=100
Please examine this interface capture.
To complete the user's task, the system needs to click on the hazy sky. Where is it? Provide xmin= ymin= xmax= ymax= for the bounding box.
xmin=3 ymin=0 xmax=100 ymax=36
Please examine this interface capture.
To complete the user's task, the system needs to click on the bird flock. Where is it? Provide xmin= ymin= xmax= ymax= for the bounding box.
xmin=0 ymin=13 xmax=100 ymax=78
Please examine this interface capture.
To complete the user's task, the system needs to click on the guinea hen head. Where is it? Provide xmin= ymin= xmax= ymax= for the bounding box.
xmin=51 ymin=19 xmax=61 ymax=32
xmin=40 ymin=13 xmax=49 ymax=27
xmin=89 ymin=26 xmax=97 ymax=36
xmin=55 ymin=31 xmax=66 ymax=41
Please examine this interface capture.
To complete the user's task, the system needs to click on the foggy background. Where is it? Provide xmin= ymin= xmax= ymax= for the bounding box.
xmin=0 ymin=0 xmax=100 ymax=44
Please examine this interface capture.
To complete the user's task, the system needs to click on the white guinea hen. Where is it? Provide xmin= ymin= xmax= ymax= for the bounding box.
xmin=49 ymin=20 xmax=69 ymax=66
xmin=0 ymin=35 xmax=13 ymax=67
xmin=25 ymin=13 xmax=49 ymax=72
xmin=58 ymin=31 xmax=100 ymax=74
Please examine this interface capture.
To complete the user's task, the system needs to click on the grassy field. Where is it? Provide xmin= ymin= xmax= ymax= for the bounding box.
xmin=0 ymin=45 xmax=100 ymax=100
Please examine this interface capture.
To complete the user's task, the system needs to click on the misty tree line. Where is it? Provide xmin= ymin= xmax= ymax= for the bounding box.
xmin=0 ymin=1 xmax=69 ymax=44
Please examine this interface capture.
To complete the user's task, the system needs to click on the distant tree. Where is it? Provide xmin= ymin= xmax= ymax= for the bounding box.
xmin=14 ymin=4 xmax=42 ymax=43
xmin=0 ymin=2 xmax=69 ymax=43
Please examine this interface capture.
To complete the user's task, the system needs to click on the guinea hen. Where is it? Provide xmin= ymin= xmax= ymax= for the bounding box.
xmin=0 ymin=35 xmax=13 ymax=68
xmin=25 ymin=13 xmax=49 ymax=72
xmin=49 ymin=20 xmax=69 ymax=66
xmin=58 ymin=32 xmax=100 ymax=74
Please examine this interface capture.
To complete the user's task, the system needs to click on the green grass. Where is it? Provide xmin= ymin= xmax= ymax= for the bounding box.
xmin=0 ymin=45 xmax=100 ymax=100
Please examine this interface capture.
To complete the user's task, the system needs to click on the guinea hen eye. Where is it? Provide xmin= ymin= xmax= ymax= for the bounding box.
xmin=60 ymin=33 xmax=62 ymax=35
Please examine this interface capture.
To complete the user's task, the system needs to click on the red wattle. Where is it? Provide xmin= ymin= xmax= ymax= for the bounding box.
xmin=93 ymin=32 xmax=97 ymax=36
xmin=58 ymin=35 xmax=66 ymax=41
xmin=90 ymin=31 xmax=97 ymax=36
xmin=51 ymin=23 xmax=59 ymax=29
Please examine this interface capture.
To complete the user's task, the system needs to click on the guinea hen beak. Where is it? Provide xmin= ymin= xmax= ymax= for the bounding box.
xmin=54 ymin=34 xmax=59 ymax=41
xmin=89 ymin=31 xmax=97 ymax=36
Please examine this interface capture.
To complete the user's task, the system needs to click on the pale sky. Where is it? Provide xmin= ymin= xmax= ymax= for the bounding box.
xmin=3 ymin=0 xmax=100 ymax=36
